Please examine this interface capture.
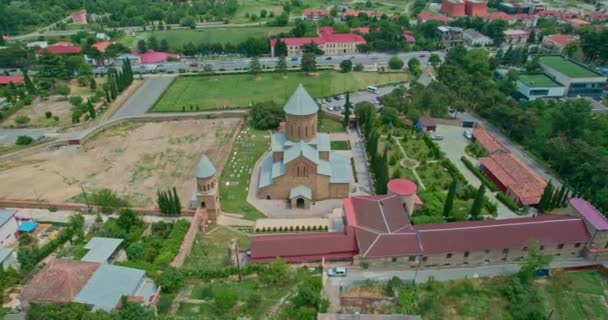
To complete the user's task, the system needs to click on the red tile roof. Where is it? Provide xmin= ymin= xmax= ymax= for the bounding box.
xmin=387 ymin=179 xmax=417 ymax=196
xmin=544 ymin=34 xmax=574 ymax=46
xmin=484 ymin=12 xmax=513 ymax=21
xmin=303 ymin=9 xmax=328 ymax=16
xmin=21 ymin=259 xmax=100 ymax=308
xmin=43 ymin=43 xmax=82 ymax=54
xmin=418 ymin=116 xmax=436 ymax=128
xmin=417 ymin=11 xmax=452 ymax=23
xmin=568 ymin=18 xmax=590 ymax=25
xmin=0 ymin=76 xmax=24 ymax=85
xmin=132 ymin=50 xmax=179 ymax=64
xmin=352 ymin=27 xmax=370 ymax=34
xmin=250 ymin=232 xmax=357 ymax=263
xmin=270 ymin=27 xmax=365 ymax=47
xmin=586 ymin=12 xmax=607 ymax=21
xmin=416 ymin=215 xmax=589 ymax=254
xmin=92 ymin=41 xmax=112 ymax=53
xmin=569 ymin=198 xmax=608 ymax=231
xmin=479 ymin=152 xmax=546 ymax=205
xmin=472 ymin=127 xmax=505 ymax=154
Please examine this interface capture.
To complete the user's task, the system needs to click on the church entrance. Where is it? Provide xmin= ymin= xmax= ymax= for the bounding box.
xmin=296 ymin=198 xmax=305 ymax=209
xmin=200 ymin=201 xmax=206 ymax=208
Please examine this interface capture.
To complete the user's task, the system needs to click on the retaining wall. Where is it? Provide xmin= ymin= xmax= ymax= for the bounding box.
xmin=0 ymin=199 xmax=195 ymax=216
xmin=170 ymin=207 xmax=207 ymax=268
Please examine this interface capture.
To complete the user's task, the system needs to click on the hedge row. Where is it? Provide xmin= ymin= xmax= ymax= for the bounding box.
xmin=153 ymin=219 xmax=190 ymax=266
xmin=182 ymin=263 xmax=266 ymax=281
xmin=422 ymin=135 xmax=442 ymax=159
xmin=461 ymin=156 xmax=498 ymax=192
xmin=441 ymin=159 xmax=466 ymax=184
xmin=496 ymin=192 xmax=520 ymax=211
xmin=255 ymin=225 xmax=328 ymax=233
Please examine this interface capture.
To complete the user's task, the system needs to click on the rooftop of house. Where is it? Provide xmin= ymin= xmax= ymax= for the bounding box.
xmin=270 ymin=27 xmax=365 ymax=47
xmin=250 ymin=231 xmax=358 ymax=262
xmin=417 ymin=116 xmax=436 ymax=127
xmin=0 ymin=76 xmax=24 ymax=85
xmin=569 ymin=198 xmax=608 ymax=231
xmin=43 ymin=43 xmax=82 ymax=54
xmin=543 ymin=34 xmax=574 ymax=46
xmin=132 ymin=50 xmax=178 ymax=64
xmin=195 ymin=155 xmax=216 ymax=179
xmin=539 ymin=56 xmax=603 ymax=78
xmin=479 ymin=151 xmax=546 ymax=205
xmin=568 ymin=18 xmax=590 ymax=25
xmin=484 ymin=11 xmax=513 ymax=21
xmin=302 ymin=9 xmax=328 ymax=15
xmin=21 ymin=259 xmax=100 ymax=306
xmin=472 ymin=127 xmax=506 ymax=154
xmin=0 ymin=209 xmax=16 ymax=226
xmin=73 ymin=264 xmax=147 ymax=311
xmin=518 ymin=74 xmax=564 ymax=88
xmin=81 ymin=237 xmax=123 ymax=263
xmin=387 ymin=178 xmax=417 ymax=196
xmin=504 ymin=29 xmax=529 ymax=36
xmin=92 ymin=41 xmax=112 ymax=53
xmin=463 ymin=29 xmax=493 ymax=41
xmin=418 ymin=11 xmax=452 ymax=23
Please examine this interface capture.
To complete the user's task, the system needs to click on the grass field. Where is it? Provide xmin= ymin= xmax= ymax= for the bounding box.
xmin=541 ymin=270 xmax=608 ymax=320
xmin=182 ymin=225 xmax=251 ymax=271
xmin=219 ymin=125 xmax=268 ymax=220
xmin=331 ymin=140 xmax=351 ymax=150
xmin=538 ymin=56 xmax=600 ymax=78
xmin=320 ymin=117 xmax=346 ymax=133
xmin=152 ymin=71 xmax=409 ymax=112
xmin=119 ymin=27 xmax=290 ymax=51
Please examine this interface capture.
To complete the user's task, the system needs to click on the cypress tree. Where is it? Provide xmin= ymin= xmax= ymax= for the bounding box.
xmin=172 ymin=187 xmax=181 ymax=214
xmin=443 ymin=181 xmax=457 ymax=219
xmin=87 ymin=99 xmax=96 ymax=119
xmin=470 ymin=184 xmax=485 ymax=220
xmin=23 ymin=71 xmax=36 ymax=95
xmin=538 ymin=181 xmax=554 ymax=211
xmin=552 ymin=184 xmax=566 ymax=209
xmin=105 ymin=88 xmax=112 ymax=102
xmin=343 ymin=91 xmax=351 ymax=128
xmin=561 ymin=187 xmax=571 ymax=207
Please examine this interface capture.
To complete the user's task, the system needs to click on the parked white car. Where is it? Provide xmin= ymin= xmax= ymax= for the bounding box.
xmin=327 ymin=267 xmax=347 ymax=277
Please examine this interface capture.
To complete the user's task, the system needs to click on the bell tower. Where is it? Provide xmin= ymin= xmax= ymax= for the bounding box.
xmin=195 ymin=155 xmax=221 ymax=220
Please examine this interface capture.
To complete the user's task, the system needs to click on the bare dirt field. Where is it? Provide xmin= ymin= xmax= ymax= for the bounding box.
xmin=1 ymin=96 xmax=74 ymax=128
xmin=0 ymin=118 xmax=240 ymax=207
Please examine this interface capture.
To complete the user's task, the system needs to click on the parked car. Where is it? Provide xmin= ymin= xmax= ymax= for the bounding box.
xmin=325 ymin=56 xmax=332 ymax=60
xmin=463 ymin=130 xmax=472 ymax=139
xmin=327 ymin=267 xmax=347 ymax=277
xmin=316 ymin=99 xmax=324 ymax=104
xmin=291 ymin=57 xmax=299 ymax=61
xmin=432 ymin=134 xmax=444 ymax=141
xmin=189 ymin=61 xmax=199 ymax=67
xmin=418 ymin=53 xmax=428 ymax=58
xmin=338 ymin=94 xmax=345 ymax=100
xmin=327 ymin=106 xmax=335 ymax=111
xmin=325 ymin=97 xmax=333 ymax=102
xmin=334 ymin=96 xmax=341 ymax=100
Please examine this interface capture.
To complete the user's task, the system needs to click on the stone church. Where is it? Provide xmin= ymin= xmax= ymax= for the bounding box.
xmin=258 ymin=84 xmax=352 ymax=208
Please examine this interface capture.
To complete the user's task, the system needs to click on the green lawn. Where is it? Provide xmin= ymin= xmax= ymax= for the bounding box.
xmin=182 ymin=225 xmax=251 ymax=271
xmin=331 ymin=140 xmax=350 ymax=150
xmin=542 ymin=270 xmax=608 ymax=320
xmin=538 ymin=56 xmax=600 ymax=78
xmin=320 ymin=117 xmax=346 ymax=133
xmin=219 ymin=125 xmax=268 ymax=220
xmin=152 ymin=71 xmax=409 ymax=112
xmin=518 ymin=74 xmax=563 ymax=88
xmin=156 ymin=293 xmax=176 ymax=315
xmin=118 ymin=26 xmax=290 ymax=51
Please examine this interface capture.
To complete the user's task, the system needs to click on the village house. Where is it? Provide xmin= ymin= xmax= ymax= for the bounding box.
xmin=302 ymin=9 xmax=329 ymax=21
xmin=71 ymin=10 xmax=87 ymax=24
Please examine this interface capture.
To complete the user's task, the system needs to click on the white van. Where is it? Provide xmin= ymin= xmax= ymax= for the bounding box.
xmin=327 ymin=267 xmax=347 ymax=277
xmin=367 ymin=86 xmax=379 ymax=94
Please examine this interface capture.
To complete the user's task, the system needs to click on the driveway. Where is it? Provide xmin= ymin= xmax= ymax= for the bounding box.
xmin=110 ymin=77 xmax=174 ymax=119
xmin=0 ymin=128 xmax=53 ymax=143
xmin=433 ymin=124 xmax=519 ymax=219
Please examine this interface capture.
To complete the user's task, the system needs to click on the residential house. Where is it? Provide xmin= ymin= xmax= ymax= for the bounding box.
xmin=0 ymin=76 xmax=24 ymax=86
xmin=416 ymin=116 xmax=437 ymax=132
xmin=471 ymin=127 xmax=505 ymax=154
xmin=0 ymin=209 xmax=18 ymax=247
xmin=516 ymin=74 xmax=566 ymax=100
xmin=567 ymin=18 xmax=590 ymax=28
xmin=463 ymin=29 xmax=493 ymax=47
xmin=503 ymin=29 xmax=529 ymax=46
xmin=403 ymin=30 xmax=416 ymax=44
xmin=302 ymin=9 xmax=329 ymax=21
xmin=542 ymin=34 xmax=576 ymax=53
xmin=437 ymin=26 xmax=463 ymax=49
xmin=40 ymin=43 xmax=82 ymax=55
xmin=417 ymin=12 xmax=452 ymax=24
xmin=71 ymin=10 xmax=87 ymax=24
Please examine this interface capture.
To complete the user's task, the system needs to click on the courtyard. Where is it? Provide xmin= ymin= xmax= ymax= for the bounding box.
xmin=152 ymin=71 xmax=409 ymax=112
xmin=0 ymin=119 xmax=239 ymax=206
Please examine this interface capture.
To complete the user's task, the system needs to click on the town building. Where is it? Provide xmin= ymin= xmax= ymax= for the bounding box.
xmin=497 ymin=2 xmax=534 ymax=14
xmin=131 ymin=50 xmax=179 ymax=64
xmin=417 ymin=11 xmax=452 ymax=24
xmin=471 ymin=127 xmax=505 ymax=154
xmin=92 ymin=41 xmax=112 ymax=53
xmin=0 ymin=209 xmax=18 ymax=247
xmin=437 ymin=26 xmax=463 ymax=49
xmin=415 ymin=116 xmax=437 ymax=132
xmin=26 ymin=41 xmax=48 ymax=49
xmin=403 ymin=30 xmax=416 ymax=44
xmin=516 ymin=74 xmax=566 ymax=100
xmin=479 ymin=151 xmax=546 ymax=206
xmin=441 ymin=0 xmax=466 ymax=17
xmin=542 ymin=34 xmax=576 ymax=53
xmin=567 ymin=18 xmax=590 ymax=28
xmin=71 ymin=10 xmax=87 ymax=24
xmin=40 ymin=43 xmax=82 ymax=54
xmin=569 ymin=198 xmax=608 ymax=261
xmin=258 ymin=85 xmax=352 ymax=207
xmin=483 ymin=11 xmax=514 ymax=24
xmin=503 ymin=29 xmax=529 ymax=46
xmin=462 ymin=29 xmax=494 ymax=47
xmin=270 ymin=27 xmax=365 ymax=57
xmin=538 ymin=56 xmax=607 ymax=97
xmin=81 ymin=237 xmax=123 ymax=264
xmin=21 ymin=259 xmax=157 ymax=311
xmin=513 ymin=13 xmax=537 ymax=27
xmin=251 ymin=179 xmax=604 ymax=268
xmin=465 ymin=0 xmax=487 ymax=17
xmin=0 ymin=76 xmax=24 ymax=86
xmin=195 ymin=155 xmax=221 ymax=219
xmin=302 ymin=9 xmax=329 ymax=21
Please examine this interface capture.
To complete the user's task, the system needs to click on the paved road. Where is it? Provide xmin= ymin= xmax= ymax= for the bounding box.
xmin=110 ymin=77 xmax=174 ymax=119
xmin=348 ymin=129 xmax=373 ymax=195
xmin=0 ymin=128 xmax=51 ymax=143
xmin=458 ymin=112 xmax=563 ymax=188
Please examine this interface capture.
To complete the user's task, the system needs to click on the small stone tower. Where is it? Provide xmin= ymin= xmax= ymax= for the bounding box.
xmin=195 ymin=155 xmax=221 ymax=220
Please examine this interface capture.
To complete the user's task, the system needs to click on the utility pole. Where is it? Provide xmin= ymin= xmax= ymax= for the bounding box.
xmin=81 ymin=185 xmax=91 ymax=213
xmin=234 ymin=241 xmax=242 ymax=281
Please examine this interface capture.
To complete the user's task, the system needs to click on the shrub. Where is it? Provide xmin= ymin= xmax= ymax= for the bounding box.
xmin=16 ymin=135 xmax=34 ymax=145
xmin=461 ymin=156 xmax=498 ymax=192
xmin=153 ymin=220 xmax=190 ymax=266
xmin=45 ymin=111 xmax=52 ymax=118
xmin=90 ymin=189 xmax=129 ymax=214
xmin=157 ymin=267 xmax=186 ymax=293
xmin=497 ymin=193 xmax=520 ymax=211
xmin=441 ymin=159 xmax=466 ymax=183
xmin=22 ymin=96 xmax=32 ymax=105
xmin=14 ymin=115 xmax=30 ymax=126
xmin=388 ymin=56 xmax=404 ymax=70
xmin=362 ymin=262 xmax=369 ymax=269
xmin=48 ymin=206 xmax=58 ymax=212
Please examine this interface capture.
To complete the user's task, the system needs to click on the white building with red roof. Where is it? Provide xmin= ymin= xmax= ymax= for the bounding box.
xmin=417 ymin=11 xmax=452 ymax=24
xmin=302 ymin=9 xmax=329 ymax=21
xmin=542 ymin=34 xmax=576 ymax=53
xmin=38 ymin=42 xmax=82 ymax=55
xmin=270 ymin=27 xmax=365 ymax=57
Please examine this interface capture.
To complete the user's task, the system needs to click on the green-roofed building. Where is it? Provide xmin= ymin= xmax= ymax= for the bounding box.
xmin=258 ymin=85 xmax=352 ymax=208
xmin=538 ymin=56 xmax=606 ymax=97
xmin=516 ymin=74 xmax=566 ymax=100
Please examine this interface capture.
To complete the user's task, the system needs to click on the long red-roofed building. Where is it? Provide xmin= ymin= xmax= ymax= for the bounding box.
xmin=0 ymin=76 xmax=24 ymax=85
xmin=39 ymin=43 xmax=82 ymax=54
xmin=250 ymin=179 xmax=606 ymax=267
xmin=417 ymin=11 xmax=452 ymax=24
xmin=270 ymin=27 xmax=365 ymax=57
xmin=472 ymin=127 xmax=505 ymax=154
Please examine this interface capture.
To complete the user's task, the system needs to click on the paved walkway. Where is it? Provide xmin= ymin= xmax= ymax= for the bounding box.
xmin=110 ymin=77 xmax=174 ymax=119
xmin=392 ymin=137 xmax=426 ymax=190
xmin=348 ymin=129 xmax=373 ymax=196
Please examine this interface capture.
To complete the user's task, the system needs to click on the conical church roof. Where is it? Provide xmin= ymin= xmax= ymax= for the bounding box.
xmin=283 ymin=84 xmax=319 ymax=116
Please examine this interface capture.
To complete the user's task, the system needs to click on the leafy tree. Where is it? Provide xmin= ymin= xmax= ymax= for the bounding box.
xmin=276 ymin=55 xmax=288 ymax=76
xmin=91 ymin=188 xmax=129 ymax=214
xmin=249 ymin=56 xmax=262 ymax=77
xmin=429 ymin=53 xmax=441 ymax=69
xmin=443 ymin=181 xmax=457 ymax=218
xmin=260 ymin=258 xmax=289 ymax=285
xmin=250 ymin=101 xmax=284 ymax=129
xmin=56 ymin=84 xmax=70 ymax=98
xmin=117 ymin=208 xmax=141 ymax=233
xmin=137 ymin=39 xmax=148 ymax=53
xmin=408 ymin=57 xmax=422 ymax=76
xmin=68 ymin=214 xmax=85 ymax=243
xmin=518 ymin=241 xmax=553 ymax=284
xmin=388 ymin=56 xmax=404 ymax=70
xmin=157 ymin=267 xmax=186 ymax=293
xmin=396 ymin=285 xmax=417 ymax=314
xmin=470 ymin=184 xmax=485 ymax=220
xmin=87 ymin=99 xmax=96 ymax=119
xmin=274 ymin=39 xmax=288 ymax=57
xmin=14 ymin=115 xmax=31 ymax=126
xmin=126 ymin=242 xmax=144 ymax=260
xmin=180 ymin=16 xmax=197 ymax=28
xmin=23 ymin=71 xmax=36 ymax=95
xmin=147 ymin=36 xmax=159 ymax=51
xmin=159 ymin=39 xmax=170 ymax=52
xmin=343 ymin=91 xmax=352 ymax=127
xmin=301 ymin=42 xmax=324 ymax=55
xmin=340 ymin=59 xmax=353 ymax=73
xmin=301 ymin=53 xmax=317 ymax=73
xmin=354 ymin=63 xmax=364 ymax=71
xmin=89 ymin=77 xmax=97 ymax=90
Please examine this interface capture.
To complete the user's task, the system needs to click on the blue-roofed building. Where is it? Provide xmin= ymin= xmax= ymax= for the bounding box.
xmin=81 ymin=237 xmax=123 ymax=263
xmin=0 ymin=209 xmax=18 ymax=247
xmin=17 ymin=220 xmax=38 ymax=233
xmin=73 ymin=264 xmax=157 ymax=311
xmin=258 ymin=85 xmax=352 ymax=208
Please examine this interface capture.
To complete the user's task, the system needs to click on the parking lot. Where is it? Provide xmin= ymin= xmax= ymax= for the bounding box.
xmin=319 ymin=84 xmax=403 ymax=116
